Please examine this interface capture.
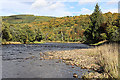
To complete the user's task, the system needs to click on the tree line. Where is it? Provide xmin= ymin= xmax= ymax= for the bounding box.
xmin=2 ymin=4 xmax=120 ymax=44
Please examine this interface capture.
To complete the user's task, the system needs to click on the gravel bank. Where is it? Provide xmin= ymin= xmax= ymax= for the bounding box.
xmin=42 ymin=48 xmax=104 ymax=78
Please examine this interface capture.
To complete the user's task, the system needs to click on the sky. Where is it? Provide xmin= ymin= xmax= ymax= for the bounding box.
xmin=0 ymin=0 xmax=119 ymax=17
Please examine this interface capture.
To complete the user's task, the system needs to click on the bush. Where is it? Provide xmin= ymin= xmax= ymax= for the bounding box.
xmin=106 ymin=26 xmax=119 ymax=41
xmin=100 ymin=33 xmax=107 ymax=40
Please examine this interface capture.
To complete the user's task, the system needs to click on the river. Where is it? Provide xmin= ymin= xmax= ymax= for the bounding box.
xmin=2 ymin=43 xmax=90 ymax=78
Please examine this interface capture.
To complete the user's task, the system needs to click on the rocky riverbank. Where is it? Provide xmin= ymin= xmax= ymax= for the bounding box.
xmin=41 ymin=49 xmax=103 ymax=78
xmin=41 ymin=44 xmax=118 ymax=78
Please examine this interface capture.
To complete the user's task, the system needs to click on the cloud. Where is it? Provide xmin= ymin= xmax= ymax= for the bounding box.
xmin=31 ymin=0 xmax=72 ymax=17
xmin=78 ymin=0 xmax=119 ymax=5
xmin=0 ymin=1 xmax=32 ymax=16
xmin=0 ymin=0 xmax=34 ymax=3
xmin=31 ymin=0 xmax=65 ymax=10
xmin=108 ymin=0 xmax=119 ymax=2
xmin=106 ymin=0 xmax=119 ymax=5
xmin=72 ymin=8 xmax=93 ymax=15
xmin=102 ymin=8 xmax=118 ymax=13
xmin=70 ymin=6 xmax=74 ymax=8
xmin=80 ymin=8 xmax=92 ymax=14
xmin=78 ymin=0 xmax=98 ymax=4
xmin=31 ymin=0 xmax=49 ymax=9
xmin=0 ymin=0 xmax=72 ymax=17
xmin=72 ymin=8 xmax=118 ymax=15
xmin=0 ymin=0 xmax=118 ymax=17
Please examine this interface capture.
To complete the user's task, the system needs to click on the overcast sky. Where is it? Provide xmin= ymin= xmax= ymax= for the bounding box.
xmin=0 ymin=0 xmax=119 ymax=17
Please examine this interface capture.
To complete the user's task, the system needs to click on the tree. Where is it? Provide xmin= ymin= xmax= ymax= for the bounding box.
xmin=2 ymin=25 xmax=12 ymax=41
xmin=84 ymin=3 xmax=104 ymax=43
xmin=106 ymin=26 xmax=119 ymax=41
xmin=35 ymin=28 xmax=42 ymax=41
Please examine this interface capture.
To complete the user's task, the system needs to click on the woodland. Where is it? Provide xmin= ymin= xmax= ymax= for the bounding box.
xmin=2 ymin=4 xmax=120 ymax=44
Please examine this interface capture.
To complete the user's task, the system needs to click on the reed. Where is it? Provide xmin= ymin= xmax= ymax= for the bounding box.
xmin=96 ymin=43 xmax=118 ymax=78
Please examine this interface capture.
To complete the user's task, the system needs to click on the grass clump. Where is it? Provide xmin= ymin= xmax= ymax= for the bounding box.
xmin=97 ymin=43 xmax=118 ymax=79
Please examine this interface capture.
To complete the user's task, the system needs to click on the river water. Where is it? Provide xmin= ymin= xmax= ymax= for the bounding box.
xmin=2 ymin=43 xmax=90 ymax=78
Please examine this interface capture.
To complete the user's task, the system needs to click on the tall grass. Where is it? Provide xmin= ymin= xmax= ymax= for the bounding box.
xmin=97 ymin=43 xmax=118 ymax=78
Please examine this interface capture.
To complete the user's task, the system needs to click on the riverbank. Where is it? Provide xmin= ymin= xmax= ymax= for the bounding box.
xmin=2 ymin=40 xmax=108 ymax=45
xmin=2 ymin=41 xmax=45 ymax=45
xmin=2 ymin=42 xmax=22 ymax=45
xmin=1 ymin=41 xmax=81 ymax=45
xmin=46 ymin=41 xmax=82 ymax=43
xmin=43 ymin=43 xmax=118 ymax=79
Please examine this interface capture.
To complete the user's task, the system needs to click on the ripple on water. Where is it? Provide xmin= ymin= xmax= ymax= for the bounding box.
xmin=2 ymin=43 xmax=90 ymax=78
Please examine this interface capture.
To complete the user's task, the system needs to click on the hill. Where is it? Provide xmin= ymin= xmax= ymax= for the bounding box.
xmin=2 ymin=14 xmax=55 ymax=24
xmin=1 ymin=12 xmax=119 ymax=44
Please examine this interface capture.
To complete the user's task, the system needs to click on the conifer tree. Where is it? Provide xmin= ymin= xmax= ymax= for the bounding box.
xmin=84 ymin=3 xmax=104 ymax=43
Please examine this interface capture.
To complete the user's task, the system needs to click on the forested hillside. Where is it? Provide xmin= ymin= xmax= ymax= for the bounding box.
xmin=2 ymin=4 xmax=120 ymax=44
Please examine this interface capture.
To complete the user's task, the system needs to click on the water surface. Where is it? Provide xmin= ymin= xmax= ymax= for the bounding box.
xmin=2 ymin=43 xmax=90 ymax=78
